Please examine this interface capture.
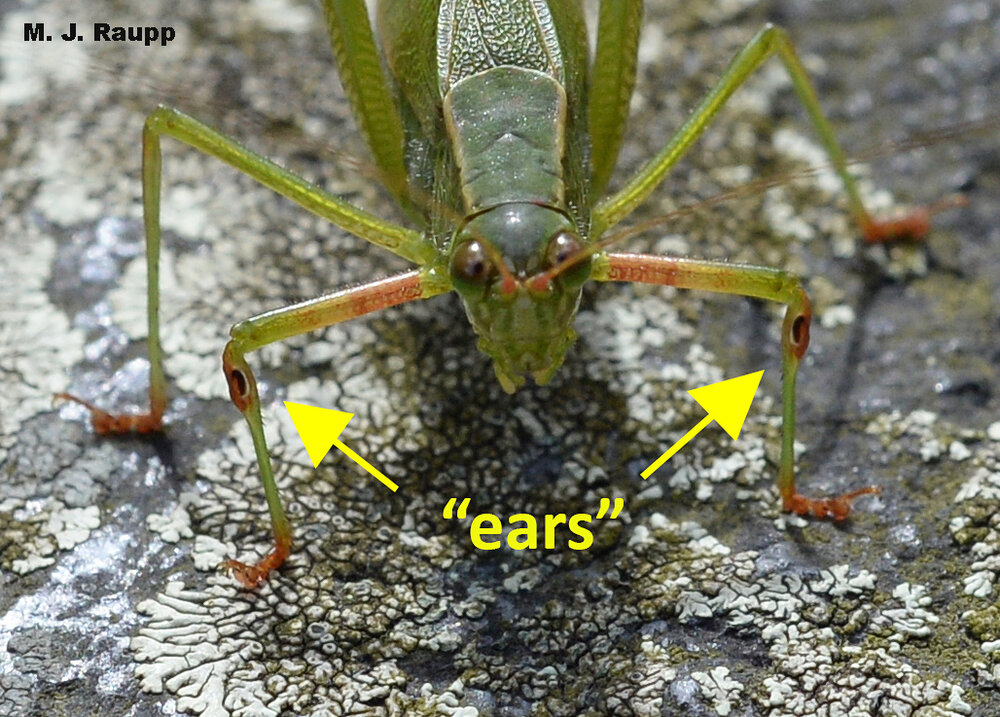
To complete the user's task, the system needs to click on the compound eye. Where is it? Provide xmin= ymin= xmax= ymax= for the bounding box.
xmin=544 ymin=231 xmax=584 ymax=269
xmin=451 ymin=239 xmax=497 ymax=285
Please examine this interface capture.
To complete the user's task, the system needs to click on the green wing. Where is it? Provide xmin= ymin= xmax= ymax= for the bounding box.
xmin=543 ymin=0 xmax=592 ymax=233
xmin=376 ymin=0 xmax=596 ymax=238
xmin=322 ymin=0 xmax=410 ymax=208
xmin=588 ymin=0 xmax=643 ymax=199
xmin=378 ymin=0 xmax=463 ymax=240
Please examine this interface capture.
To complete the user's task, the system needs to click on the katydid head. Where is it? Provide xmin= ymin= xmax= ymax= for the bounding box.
xmin=448 ymin=203 xmax=592 ymax=393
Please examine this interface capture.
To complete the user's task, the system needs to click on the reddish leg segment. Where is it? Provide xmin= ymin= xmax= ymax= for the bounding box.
xmin=594 ymin=252 xmax=879 ymax=520
xmin=53 ymin=393 xmax=165 ymax=434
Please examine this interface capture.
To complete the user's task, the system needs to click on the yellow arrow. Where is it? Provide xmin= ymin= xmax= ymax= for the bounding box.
xmin=283 ymin=401 xmax=398 ymax=492
xmin=641 ymin=370 xmax=764 ymax=480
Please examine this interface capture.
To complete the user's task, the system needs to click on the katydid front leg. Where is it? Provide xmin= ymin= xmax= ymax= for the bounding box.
xmin=220 ymin=270 xmax=435 ymax=587
xmin=594 ymin=252 xmax=879 ymax=519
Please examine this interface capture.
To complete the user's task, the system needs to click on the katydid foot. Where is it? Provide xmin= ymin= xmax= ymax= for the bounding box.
xmin=54 ymin=392 xmax=164 ymax=434
xmin=223 ymin=533 xmax=292 ymax=589
xmin=782 ymin=485 xmax=882 ymax=521
xmin=859 ymin=194 xmax=967 ymax=244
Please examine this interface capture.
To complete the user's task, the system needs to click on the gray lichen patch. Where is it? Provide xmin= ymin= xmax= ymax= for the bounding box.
xmin=624 ymin=518 xmax=975 ymax=715
xmin=949 ymin=430 xmax=1000 ymax=689
xmin=0 ymin=49 xmax=103 ymax=586
xmin=0 ymin=231 xmax=86 ymax=466
xmin=124 ymin=399 xmax=981 ymax=714
xmin=127 ymin=315 xmax=756 ymax=715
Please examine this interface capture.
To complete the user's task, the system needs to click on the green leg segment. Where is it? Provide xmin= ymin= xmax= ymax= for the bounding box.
xmin=59 ymin=105 xmax=445 ymax=585
xmin=591 ymin=23 xmax=932 ymax=243
xmin=60 ymin=106 xmax=434 ymax=429
xmin=594 ymin=251 xmax=879 ymax=520
xmin=221 ymin=268 xmax=441 ymax=587
xmin=139 ymin=107 xmax=432 ymax=265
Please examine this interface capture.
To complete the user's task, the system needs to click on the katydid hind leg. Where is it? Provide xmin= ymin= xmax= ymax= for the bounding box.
xmin=595 ymin=252 xmax=879 ymax=520
xmin=593 ymin=24 xmax=951 ymax=243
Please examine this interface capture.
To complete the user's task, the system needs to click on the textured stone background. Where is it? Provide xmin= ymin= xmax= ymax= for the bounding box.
xmin=2 ymin=0 xmax=999 ymax=715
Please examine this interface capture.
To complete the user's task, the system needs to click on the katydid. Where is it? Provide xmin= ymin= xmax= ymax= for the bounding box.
xmin=60 ymin=0 xmax=947 ymax=587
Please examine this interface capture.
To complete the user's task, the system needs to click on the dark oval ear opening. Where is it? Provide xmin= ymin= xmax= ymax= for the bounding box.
xmin=789 ymin=312 xmax=811 ymax=357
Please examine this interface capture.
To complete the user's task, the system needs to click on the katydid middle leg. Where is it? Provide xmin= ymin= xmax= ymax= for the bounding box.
xmin=594 ymin=251 xmax=879 ymax=519
xmin=592 ymin=23 xmax=944 ymax=242
xmin=58 ymin=106 xmax=434 ymax=433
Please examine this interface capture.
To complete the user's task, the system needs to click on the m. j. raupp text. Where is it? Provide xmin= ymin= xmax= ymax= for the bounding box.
xmin=23 ymin=22 xmax=176 ymax=47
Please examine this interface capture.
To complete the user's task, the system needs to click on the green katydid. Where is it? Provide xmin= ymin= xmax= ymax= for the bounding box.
xmin=59 ymin=0 xmax=947 ymax=587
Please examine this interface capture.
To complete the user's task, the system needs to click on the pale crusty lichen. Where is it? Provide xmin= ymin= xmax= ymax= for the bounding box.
xmin=692 ymin=665 xmax=743 ymax=716
xmin=125 ymin=396 xmax=980 ymax=716
xmin=7 ymin=504 xmax=101 ymax=575
xmin=0 ymin=233 xmax=85 ymax=467
xmin=0 ymin=91 xmax=94 ymax=580
xmin=147 ymin=501 xmax=196 ymax=545
xmin=127 ymin=321 xmax=735 ymax=716
xmin=949 ymin=428 xmax=1000 ymax=690
xmin=624 ymin=518 xmax=972 ymax=715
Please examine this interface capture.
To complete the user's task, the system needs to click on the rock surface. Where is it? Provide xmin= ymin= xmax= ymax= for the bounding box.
xmin=2 ymin=0 xmax=998 ymax=715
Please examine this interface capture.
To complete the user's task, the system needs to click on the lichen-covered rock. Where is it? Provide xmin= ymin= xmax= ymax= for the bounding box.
xmin=2 ymin=0 xmax=998 ymax=715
